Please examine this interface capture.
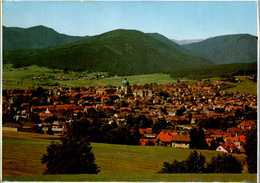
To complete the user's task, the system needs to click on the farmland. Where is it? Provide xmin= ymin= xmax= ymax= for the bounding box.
xmin=2 ymin=131 xmax=257 ymax=182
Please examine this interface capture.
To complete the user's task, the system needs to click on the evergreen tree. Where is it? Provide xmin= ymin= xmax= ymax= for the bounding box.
xmin=159 ymin=150 xmax=206 ymax=173
xmin=185 ymin=150 xmax=206 ymax=173
xmin=41 ymin=118 xmax=100 ymax=174
xmin=189 ymin=127 xmax=207 ymax=149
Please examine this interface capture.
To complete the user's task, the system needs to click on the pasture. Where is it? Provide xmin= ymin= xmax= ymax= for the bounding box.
xmin=2 ymin=131 xmax=257 ymax=182
xmin=2 ymin=64 xmax=178 ymax=89
xmin=3 ymin=64 xmax=257 ymax=95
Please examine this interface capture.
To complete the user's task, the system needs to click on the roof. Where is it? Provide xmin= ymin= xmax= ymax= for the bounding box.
xmin=237 ymin=121 xmax=255 ymax=127
xmin=172 ymin=134 xmax=190 ymax=142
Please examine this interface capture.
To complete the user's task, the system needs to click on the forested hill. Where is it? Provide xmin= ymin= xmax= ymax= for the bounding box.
xmin=3 ymin=29 xmax=213 ymax=76
xmin=147 ymin=33 xmax=191 ymax=54
xmin=183 ymin=34 xmax=257 ymax=65
xmin=3 ymin=25 xmax=88 ymax=51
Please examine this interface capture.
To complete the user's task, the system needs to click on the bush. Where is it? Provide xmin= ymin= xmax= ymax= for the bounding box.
xmin=159 ymin=150 xmax=243 ymax=174
xmin=206 ymin=154 xmax=243 ymax=173
xmin=159 ymin=150 xmax=206 ymax=173
xmin=159 ymin=160 xmax=187 ymax=173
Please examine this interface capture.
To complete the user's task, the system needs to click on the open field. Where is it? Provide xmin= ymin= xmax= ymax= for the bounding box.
xmin=3 ymin=173 xmax=257 ymax=182
xmin=3 ymin=64 xmax=257 ymax=94
xmin=2 ymin=131 xmax=256 ymax=182
xmin=211 ymin=76 xmax=257 ymax=95
xmin=2 ymin=64 xmax=179 ymax=89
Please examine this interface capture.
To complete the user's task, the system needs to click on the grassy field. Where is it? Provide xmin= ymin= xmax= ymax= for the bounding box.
xmin=3 ymin=64 xmax=257 ymax=95
xmin=211 ymin=76 xmax=257 ymax=95
xmin=2 ymin=131 xmax=256 ymax=182
xmin=3 ymin=173 xmax=257 ymax=182
xmin=2 ymin=64 xmax=178 ymax=89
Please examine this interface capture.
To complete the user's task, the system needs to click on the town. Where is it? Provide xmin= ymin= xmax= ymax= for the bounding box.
xmin=2 ymin=78 xmax=257 ymax=154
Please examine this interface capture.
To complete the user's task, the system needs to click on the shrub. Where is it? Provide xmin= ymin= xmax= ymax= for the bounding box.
xmin=206 ymin=154 xmax=243 ymax=173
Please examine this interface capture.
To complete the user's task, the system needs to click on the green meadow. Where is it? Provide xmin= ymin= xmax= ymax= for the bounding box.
xmin=3 ymin=64 xmax=257 ymax=95
xmin=2 ymin=131 xmax=257 ymax=182
xmin=2 ymin=64 xmax=179 ymax=89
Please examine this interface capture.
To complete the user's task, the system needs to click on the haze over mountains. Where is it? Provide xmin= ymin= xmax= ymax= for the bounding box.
xmin=172 ymin=39 xmax=205 ymax=45
xmin=3 ymin=25 xmax=257 ymax=75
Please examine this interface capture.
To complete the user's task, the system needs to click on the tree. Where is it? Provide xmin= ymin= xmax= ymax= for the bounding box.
xmin=152 ymin=119 xmax=167 ymax=134
xmin=159 ymin=160 xmax=187 ymax=173
xmin=189 ymin=127 xmax=207 ymax=149
xmin=244 ymin=126 xmax=257 ymax=173
xmin=159 ymin=150 xmax=206 ymax=173
xmin=206 ymin=154 xmax=243 ymax=173
xmin=41 ymin=118 xmax=100 ymax=174
xmin=185 ymin=150 xmax=206 ymax=173
xmin=159 ymin=150 xmax=243 ymax=174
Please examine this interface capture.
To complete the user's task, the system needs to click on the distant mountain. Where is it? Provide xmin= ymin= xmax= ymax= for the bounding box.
xmin=147 ymin=33 xmax=190 ymax=53
xmin=172 ymin=39 xmax=204 ymax=45
xmin=4 ymin=29 xmax=213 ymax=76
xmin=183 ymin=34 xmax=257 ymax=65
xmin=3 ymin=25 xmax=88 ymax=51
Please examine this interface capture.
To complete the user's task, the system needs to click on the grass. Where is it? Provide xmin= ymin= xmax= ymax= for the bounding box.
xmin=3 ymin=64 xmax=257 ymax=95
xmin=211 ymin=76 xmax=257 ymax=95
xmin=3 ymin=173 xmax=257 ymax=182
xmin=2 ymin=131 xmax=256 ymax=182
xmin=2 ymin=64 xmax=179 ymax=89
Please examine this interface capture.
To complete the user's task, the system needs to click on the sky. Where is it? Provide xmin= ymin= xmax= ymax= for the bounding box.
xmin=2 ymin=1 xmax=258 ymax=40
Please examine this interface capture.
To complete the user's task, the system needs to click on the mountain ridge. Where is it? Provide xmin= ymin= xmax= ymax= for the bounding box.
xmin=3 ymin=28 xmax=213 ymax=76
xmin=3 ymin=25 xmax=88 ymax=51
xmin=183 ymin=34 xmax=257 ymax=65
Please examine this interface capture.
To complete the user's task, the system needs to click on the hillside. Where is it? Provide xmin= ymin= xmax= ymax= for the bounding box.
xmin=3 ymin=25 xmax=87 ymax=51
xmin=167 ymin=62 xmax=257 ymax=80
xmin=3 ymin=29 xmax=213 ymax=76
xmin=147 ymin=33 xmax=190 ymax=53
xmin=4 ymin=131 xmax=256 ymax=182
xmin=184 ymin=34 xmax=257 ymax=65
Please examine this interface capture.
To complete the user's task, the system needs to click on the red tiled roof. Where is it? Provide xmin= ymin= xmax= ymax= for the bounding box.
xmin=172 ymin=134 xmax=190 ymax=142
xmin=237 ymin=121 xmax=255 ymax=127
xmin=139 ymin=128 xmax=152 ymax=134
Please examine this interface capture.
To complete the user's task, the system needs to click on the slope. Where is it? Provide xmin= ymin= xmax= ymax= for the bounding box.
xmin=147 ymin=33 xmax=190 ymax=53
xmin=183 ymin=34 xmax=257 ymax=65
xmin=3 ymin=25 xmax=87 ymax=51
xmin=3 ymin=29 xmax=213 ymax=76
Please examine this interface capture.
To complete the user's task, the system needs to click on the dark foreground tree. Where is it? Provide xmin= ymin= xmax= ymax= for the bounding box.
xmin=244 ymin=126 xmax=257 ymax=173
xmin=41 ymin=119 xmax=100 ymax=174
xmin=206 ymin=153 xmax=243 ymax=173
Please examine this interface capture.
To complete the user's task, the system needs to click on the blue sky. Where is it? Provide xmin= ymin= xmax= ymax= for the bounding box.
xmin=2 ymin=1 xmax=258 ymax=40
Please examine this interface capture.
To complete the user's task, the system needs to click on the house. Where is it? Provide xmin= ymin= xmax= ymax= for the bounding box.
xmin=39 ymin=112 xmax=54 ymax=121
xmin=133 ymin=90 xmax=145 ymax=97
xmin=140 ymin=136 xmax=156 ymax=146
xmin=216 ymin=142 xmax=239 ymax=153
xmin=51 ymin=121 xmax=63 ymax=136
xmin=171 ymin=134 xmax=190 ymax=148
xmin=155 ymin=130 xmax=178 ymax=146
xmin=155 ymin=132 xmax=173 ymax=146
xmin=237 ymin=121 xmax=255 ymax=130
